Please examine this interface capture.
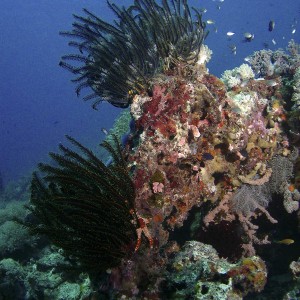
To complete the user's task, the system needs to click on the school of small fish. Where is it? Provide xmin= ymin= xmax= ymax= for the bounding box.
xmin=202 ymin=0 xmax=298 ymax=58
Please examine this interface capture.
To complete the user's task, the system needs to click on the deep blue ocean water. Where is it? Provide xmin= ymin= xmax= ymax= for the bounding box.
xmin=0 ymin=0 xmax=299 ymax=187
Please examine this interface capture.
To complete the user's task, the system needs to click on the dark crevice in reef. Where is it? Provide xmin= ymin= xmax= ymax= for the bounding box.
xmin=245 ymin=194 xmax=300 ymax=299
xmin=168 ymin=204 xmax=244 ymax=262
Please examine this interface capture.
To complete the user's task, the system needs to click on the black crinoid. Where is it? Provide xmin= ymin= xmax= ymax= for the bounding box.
xmin=21 ymin=135 xmax=138 ymax=273
xmin=59 ymin=0 xmax=208 ymax=109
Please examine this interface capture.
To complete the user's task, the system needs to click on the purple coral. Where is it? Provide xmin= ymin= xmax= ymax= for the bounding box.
xmin=231 ymin=184 xmax=271 ymax=216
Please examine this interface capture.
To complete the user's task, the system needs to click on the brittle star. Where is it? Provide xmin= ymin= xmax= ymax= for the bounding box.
xmin=130 ymin=210 xmax=153 ymax=251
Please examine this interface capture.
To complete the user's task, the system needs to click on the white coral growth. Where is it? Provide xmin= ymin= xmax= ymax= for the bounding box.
xmin=291 ymin=66 xmax=300 ymax=110
xmin=268 ymin=153 xmax=300 ymax=214
xmin=228 ymin=91 xmax=257 ymax=116
xmin=130 ymin=94 xmax=151 ymax=120
xmin=196 ymin=44 xmax=212 ymax=66
xmin=221 ymin=64 xmax=255 ymax=89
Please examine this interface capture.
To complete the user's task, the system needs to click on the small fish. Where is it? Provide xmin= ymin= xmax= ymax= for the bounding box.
xmin=206 ymin=19 xmax=215 ymax=25
xmin=101 ymin=128 xmax=109 ymax=135
xmin=226 ymin=31 xmax=235 ymax=37
xmin=268 ymin=20 xmax=275 ymax=32
xmin=292 ymin=28 xmax=296 ymax=34
xmin=265 ymin=79 xmax=278 ymax=87
xmin=229 ymin=44 xmax=237 ymax=55
xmin=263 ymin=42 xmax=269 ymax=49
xmin=244 ymin=32 xmax=254 ymax=42
xmin=272 ymin=38 xmax=276 ymax=45
xmin=200 ymin=8 xmax=207 ymax=13
xmin=275 ymin=239 xmax=294 ymax=245
xmin=202 ymin=153 xmax=214 ymax=160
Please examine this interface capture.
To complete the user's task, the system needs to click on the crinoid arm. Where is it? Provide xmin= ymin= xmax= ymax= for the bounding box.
xmin=59 ymin=0 xmax=208 ymax=109
xmin=19 ymin=135 xmax=137 ymax=273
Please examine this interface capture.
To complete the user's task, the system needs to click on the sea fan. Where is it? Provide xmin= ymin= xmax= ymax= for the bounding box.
xmin=231 ymin=184 xmax=271 ymax=216
xmin=269 ymin=154 xmax=295 ymax=193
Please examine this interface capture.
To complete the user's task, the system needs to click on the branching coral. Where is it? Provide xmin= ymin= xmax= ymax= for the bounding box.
xmin=59 ymin=0 xmax=208 ymax=109
xmin=269 ymin=153 xmax=296 ymax=193
xmin=204 ymin=151 xmax=300 ymax=256
xmin=19 ymin=135 xmax=138 ymax=273
xmin=245 ymin=39 xmax=300 ymax=77
xmin=269 ymin=151 xmax=300 ymax=213
xmin=230 ymin=184 xmax=272 ymax=217
xmin=221 ymin=63 xmax=254 ymax=89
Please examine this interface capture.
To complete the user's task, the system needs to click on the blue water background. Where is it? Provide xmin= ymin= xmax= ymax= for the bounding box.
xmin=0 ymin=0 xmax=298 ymax=186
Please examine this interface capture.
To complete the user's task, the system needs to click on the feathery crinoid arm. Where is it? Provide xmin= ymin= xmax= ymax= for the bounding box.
xmin=21 ymin=135 xmax=137 ymax=273
xmin=59 ymin=0 xmax=208 ymax=109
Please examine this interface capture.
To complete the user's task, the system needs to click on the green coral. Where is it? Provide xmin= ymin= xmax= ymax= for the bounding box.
xmin=0 ymin=249 xmax=93 ymax=299
xmin=104 ymin=109 xmax=132 ymax=145
xmin=0 ymin=201 xmax=37 ymax=257
xmin=165 ymin=241 xmax=237 ymax=298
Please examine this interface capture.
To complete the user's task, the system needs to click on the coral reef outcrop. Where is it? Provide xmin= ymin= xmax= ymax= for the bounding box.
xmin=13 ymin=0 xmax=300 ymax=296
